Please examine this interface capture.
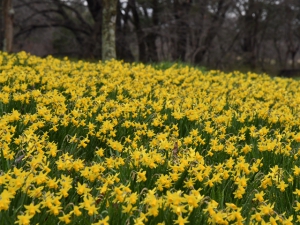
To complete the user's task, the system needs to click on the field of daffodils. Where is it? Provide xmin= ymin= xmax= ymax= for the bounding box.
xmin=1 ymin=51 xmax=300 ymax=225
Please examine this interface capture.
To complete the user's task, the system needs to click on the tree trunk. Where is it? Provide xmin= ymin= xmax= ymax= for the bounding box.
xmin=146 ymin=0 xmax=159 ymax=62
xmin=172 ymin=0 xmax=191 ymax=61
xmin=3 ymin=0 xmax=13 ymax=53
xmin=129 ymin=0 xmax=147 ymax=63
xmin=116 ymin=0 xmax=134 ymax=61
xmin=129 ymin=0 xmax=160 ymax=63
xmin=0 ymin=2 xmax=3 ymax=51
xmin=240 ymin=0 xmax=261 ymax=69
xmin=194 ymin=0 xmax=230 ymax=63
xmin=102 ymin=0 xmax=118 ymax=61
xmin=86 ymin=0 xmax=103 ymax=58
xmin=145 ymin=33 xmax=158 ymax=62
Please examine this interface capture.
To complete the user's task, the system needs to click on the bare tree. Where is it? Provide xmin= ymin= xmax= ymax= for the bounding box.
xmin=172 ymin=0 xmax=191 ymax=61
xmin=0 ymin=3 xmax=3 ymax=51
xmin=3 ymin=0 xmax=14 ymax=52
xmin=116 ymin=0 xmax=134 ymax=61
xmin=237 ymin=0 xmax=263 ymax=69
xmin=14 ymin=0 xmax=93 ymax=57
xmin=188 ymin=0 xmax=232 ymax=64
xmin=14 ymin=0 xmax=130 ymax=60
xmin=102 ymin=0 xmax=118 ymax=60
xmin=145 ymin=0 xmax=159 ymax=62
xmin=86 ymin=0 xmax=102 ymax=58
xmin=283 ymin=1 xmax=300 ymax=69
xmin=6 ymin=0 xmax=300 ymax=74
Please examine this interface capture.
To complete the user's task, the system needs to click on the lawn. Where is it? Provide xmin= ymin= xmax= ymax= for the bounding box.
xmin=0 ymin=51 xmax=299 ymax=224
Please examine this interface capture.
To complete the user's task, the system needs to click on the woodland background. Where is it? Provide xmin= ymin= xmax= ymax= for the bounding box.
xmin=1 ymin=0 xmax=300 ymax=75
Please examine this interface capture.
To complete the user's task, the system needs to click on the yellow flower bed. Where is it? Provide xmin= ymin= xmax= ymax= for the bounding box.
xmin=0 ymin=51 xmax=300 ymax=224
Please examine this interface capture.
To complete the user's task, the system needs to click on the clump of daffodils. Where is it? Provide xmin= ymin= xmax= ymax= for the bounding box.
xmin=0 ymin=51 xmax=299 ymax=224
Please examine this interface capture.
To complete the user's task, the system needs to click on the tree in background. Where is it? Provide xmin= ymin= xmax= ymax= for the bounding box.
xmin=5 ymin=0 xmax=300 ymax=74
xmin=128 ymin=0 xmax=160 ymax=63
xmin=172 ymin=0 xmax=191 ymax=61
xmin=191 ymin=0 xmax=233 ymax=64
xmin=86 ymin=0 xmax=102 ymax=58
xmin=3 ymin=0 xmax=14 ymax=52
xmin=238 ymin=0 xmax=261 ymax=69
xmin=282 ymin=0 xmax=300 ymax=69
xmin=0 ymin=2 xmax=3 ymax=51
xmin=14 ymin=0 xmax=94 ymax=57
xmin=102 ymin=0 xmax=118 ymax=60
xmin=116 ymin=0 xmax=134 ymax=61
